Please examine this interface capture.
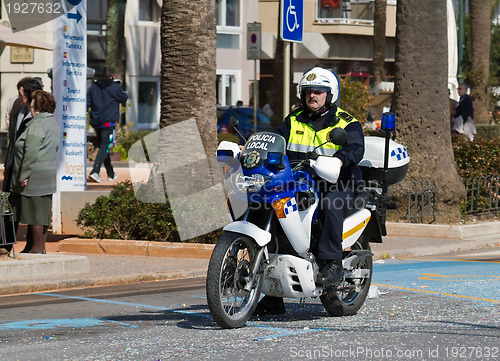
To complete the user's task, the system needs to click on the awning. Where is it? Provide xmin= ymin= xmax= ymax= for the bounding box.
xmin=0 ymin=24 xmax=53 ymax=50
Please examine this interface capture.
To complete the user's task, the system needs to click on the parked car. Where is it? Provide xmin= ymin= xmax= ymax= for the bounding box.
xmin=217 ymin=106 xmax=273 ymax=143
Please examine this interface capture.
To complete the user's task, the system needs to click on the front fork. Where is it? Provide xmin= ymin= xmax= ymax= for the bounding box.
xmin=241 ymin=208 xmax=274 ymax=292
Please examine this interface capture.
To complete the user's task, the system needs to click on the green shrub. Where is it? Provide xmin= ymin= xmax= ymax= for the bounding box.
xmin=76 ymin=180 xmax=222 ymax=243
xmin=112 ymin=128 xmax=153 ymax=160
xmin=217 ymin=133 xmax=240 ymax=144
xmin=339 ymin=76 xmax=373 ymax=126
xmin=453 ymin=135 xmax=500 ymax=216
xmin=452 ymin=135 xmax=500 ymax=181
xmin=76 ymin=180 xmax=179 ymax=242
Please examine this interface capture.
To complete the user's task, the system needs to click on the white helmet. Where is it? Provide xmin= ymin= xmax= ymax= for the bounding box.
xmin=299 ymin=67 xmax=340 ymax=106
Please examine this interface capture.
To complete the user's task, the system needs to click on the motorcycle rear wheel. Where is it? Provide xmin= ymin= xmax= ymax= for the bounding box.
xmin=320 ymin=240 xmax=372 ymax=316
xmin=206 ymin=231 xmax=263 ymax=329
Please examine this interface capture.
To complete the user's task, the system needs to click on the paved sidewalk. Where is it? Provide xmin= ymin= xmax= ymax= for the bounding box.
xmin=1 ymin=221 xmax=499 ymax=296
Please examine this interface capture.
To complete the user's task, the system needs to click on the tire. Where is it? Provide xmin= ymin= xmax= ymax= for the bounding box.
xmin=206 ymin=232 xmax=263 ymax=329
xmin=320 ymin=240 xmax=372 ymax=316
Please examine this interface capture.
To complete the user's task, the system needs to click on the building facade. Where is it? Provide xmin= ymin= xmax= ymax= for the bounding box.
xmin=124 ymin=0 xmax=260 ymax=130
xmin=258 ymin=0 xmax=397 ymax=108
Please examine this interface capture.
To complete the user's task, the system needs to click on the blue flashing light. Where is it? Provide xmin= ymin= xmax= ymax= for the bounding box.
xmin=381 ymin=112 xmax=396 ymax=132
xmin=267 ymin=152 xmax=283 ymax=165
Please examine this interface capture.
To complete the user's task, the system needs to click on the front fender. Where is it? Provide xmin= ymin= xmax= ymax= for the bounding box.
xmin=223 ymin=221 xmax=271 ymax=247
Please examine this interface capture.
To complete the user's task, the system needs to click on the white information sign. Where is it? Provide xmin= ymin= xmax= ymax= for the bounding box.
xmin=52 ymin=0 xmax=87 ymax=233
xmin=53 ymin=1 xmax=87 ymax=192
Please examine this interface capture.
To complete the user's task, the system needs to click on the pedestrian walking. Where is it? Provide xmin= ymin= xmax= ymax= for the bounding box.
xmin=87 ymin=66 xmax=128 ymax=183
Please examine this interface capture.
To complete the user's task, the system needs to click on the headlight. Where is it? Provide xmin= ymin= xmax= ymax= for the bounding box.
xmin=229 ymin=173 xmax=270 ymax=193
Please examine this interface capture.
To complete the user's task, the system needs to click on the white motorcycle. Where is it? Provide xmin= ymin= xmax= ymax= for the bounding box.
xmin=206 ymin=121 xmax=410 ymax=329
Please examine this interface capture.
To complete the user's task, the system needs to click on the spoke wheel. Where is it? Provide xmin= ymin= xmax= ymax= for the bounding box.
xmin=206 ymin=232 xmax=263 ymax=329
xmin=320 ymin=240 xmax=372 ymax=316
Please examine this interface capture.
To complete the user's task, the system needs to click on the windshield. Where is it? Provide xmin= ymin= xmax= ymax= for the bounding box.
xmin=239 ymin=132 xmax=286 ymax=170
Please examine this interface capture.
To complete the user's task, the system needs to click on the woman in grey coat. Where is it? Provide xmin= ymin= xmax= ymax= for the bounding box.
xmin=10 ymin=90 xmax=60 ymax=253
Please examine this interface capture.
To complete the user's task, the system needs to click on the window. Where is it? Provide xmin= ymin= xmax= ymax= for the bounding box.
xmin=317 ymin=0 xmax=374 ymax=22
xmin=217 ymin=33 xmax=240 ymax=49
xmin=216 ymin=0 xmax=241 ymax=28
xmin=318 ymin=0 xmax=343 ymax=19
xmin=216 ymin=71 xmax=241 ymax=107
xmin=137 ymin=80 xmax=159 ymax=128
xmin=216 ymin=0 xmax=241 ymax=49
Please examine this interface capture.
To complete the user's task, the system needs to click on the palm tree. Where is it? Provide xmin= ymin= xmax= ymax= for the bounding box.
xmin=160 ymin=0 xmax=217 ymax=155
xmin=392 ymin=0 xmax=466 ymax=223
xmin=373 ymin=0 xmax=387 ymax=91
xmin=105 ymin=0 xmax=127 ymax=81
xmin=469 ymin=0 xmax=491 ymax=124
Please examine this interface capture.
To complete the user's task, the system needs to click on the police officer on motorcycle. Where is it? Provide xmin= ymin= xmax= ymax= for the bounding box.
xmin=255 ymin=67 xmax=365 ymax=316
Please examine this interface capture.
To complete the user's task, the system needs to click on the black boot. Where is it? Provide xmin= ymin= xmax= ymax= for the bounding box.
xmin=316 ymin=260 xmax=344 ymax=285
xmin=253 ymin=296 xmax=286 ymax=316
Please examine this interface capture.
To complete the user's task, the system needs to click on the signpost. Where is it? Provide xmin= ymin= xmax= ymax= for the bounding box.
xmin=280 ymin=0 xmax=303 ymax=117
xmin=247 ymin=22 xmax=261 ymax=133
xmin=52 ymin=0 xmax=87 ymax=232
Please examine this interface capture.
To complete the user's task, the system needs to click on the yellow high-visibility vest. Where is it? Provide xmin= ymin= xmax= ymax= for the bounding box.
xmin=287 ymin=108 xmax=357 ymax=156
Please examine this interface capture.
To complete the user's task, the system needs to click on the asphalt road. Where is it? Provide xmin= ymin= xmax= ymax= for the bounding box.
xmin=0 ymin=248 xmax=498 ymax=361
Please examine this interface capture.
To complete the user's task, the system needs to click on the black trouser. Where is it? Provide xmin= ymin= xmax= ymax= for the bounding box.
xmin=91 ymin=126 xmax=115 ymax=178
xmin=316 ymin=188 xmax=355 ymax=261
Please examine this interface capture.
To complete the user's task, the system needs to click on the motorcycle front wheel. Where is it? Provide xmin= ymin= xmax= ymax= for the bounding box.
xmin=206 ymin=231 xmax=263 ymax=329
xmin=320 ymin=240 xmax=372 ymax=316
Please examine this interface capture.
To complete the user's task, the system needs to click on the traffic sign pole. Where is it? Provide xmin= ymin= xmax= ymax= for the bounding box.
xmin=247 ymin=22 xmax=261 ymax=133
xmin=283 ymin=42 xmax=290 ymax=119
xmin=280 ymin=0 xmax=303 ymax=117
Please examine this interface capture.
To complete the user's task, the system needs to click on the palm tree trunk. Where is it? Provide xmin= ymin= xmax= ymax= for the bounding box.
xmin=105 ymin=0 xmax=127 ymax=81
xmin=373 ymin=0 xmax=387 ymax=90
xmin=469 ymin=0 xmax=491 ymax=124
xmin=160 ymin=0 xmax=217 ymax=155
xmin=392 ymin=0 xmax=466 ymax=223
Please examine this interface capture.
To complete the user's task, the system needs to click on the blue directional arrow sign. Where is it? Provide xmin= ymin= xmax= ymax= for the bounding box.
xmin=67 ymin=10 xmax=83 ymax=23
xmin=280 ymin=0 xmax=303 ymax=42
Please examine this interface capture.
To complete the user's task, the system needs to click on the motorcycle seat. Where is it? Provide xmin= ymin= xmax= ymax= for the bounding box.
xmin=346 ymin=190 xmax=371 ymax=217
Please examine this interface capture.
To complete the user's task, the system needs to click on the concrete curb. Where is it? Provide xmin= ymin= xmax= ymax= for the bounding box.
xmin=0 ymin=268 xmax=207 ymax=296
xmin=59 ymin=238 xmax=215 ymax=259
xmin=371 ymin=237 xmax=498 ymax=259
xmin=0 ymin=254 xmax=90 ymax=280
xmin=386 ymin=221 xmax=500 ymax=240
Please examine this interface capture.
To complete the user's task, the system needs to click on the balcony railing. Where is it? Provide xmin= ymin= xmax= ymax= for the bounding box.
xmin=317 ymin=0 xmax=375 ymax=24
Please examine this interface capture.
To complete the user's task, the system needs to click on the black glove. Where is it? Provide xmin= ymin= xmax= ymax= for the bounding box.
xmin=307 ymin=151 xmax=319 ymax=160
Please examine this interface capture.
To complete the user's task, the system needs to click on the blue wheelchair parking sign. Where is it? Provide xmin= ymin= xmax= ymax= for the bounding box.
xmin=281 ymin=0 xmax=303 ymax=42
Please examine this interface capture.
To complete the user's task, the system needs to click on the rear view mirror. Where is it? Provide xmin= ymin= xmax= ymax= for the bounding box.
xmin=329 ymin=128 xmax=347 ymax=146
xmin=228 ymin=116 xmax=239 ymax=133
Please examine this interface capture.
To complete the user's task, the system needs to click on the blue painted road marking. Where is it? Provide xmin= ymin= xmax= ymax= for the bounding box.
xmin=0 ymin=318 xmax=138 ymax=330
xmin=373 ymin=260 xmax=500 ymax=303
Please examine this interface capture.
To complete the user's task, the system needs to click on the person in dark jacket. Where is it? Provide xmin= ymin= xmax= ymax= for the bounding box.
xmin=87 ymin=66 xmax=128 ymax=183
xmin=254 ymin=67 xmax=365 ymax=316
xmin=452 ymin=83 xmax=476 ymax=141
xmin=3 ymin=77 xmax=43 ymax=193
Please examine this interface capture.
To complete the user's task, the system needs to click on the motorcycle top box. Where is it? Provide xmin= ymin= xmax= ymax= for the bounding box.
xmin=359 ymin=136 xmax=410 ymax=186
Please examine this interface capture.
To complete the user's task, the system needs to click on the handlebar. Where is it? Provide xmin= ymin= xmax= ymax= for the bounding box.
xmin=292 ymin=151 xmax=327 ymax=172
